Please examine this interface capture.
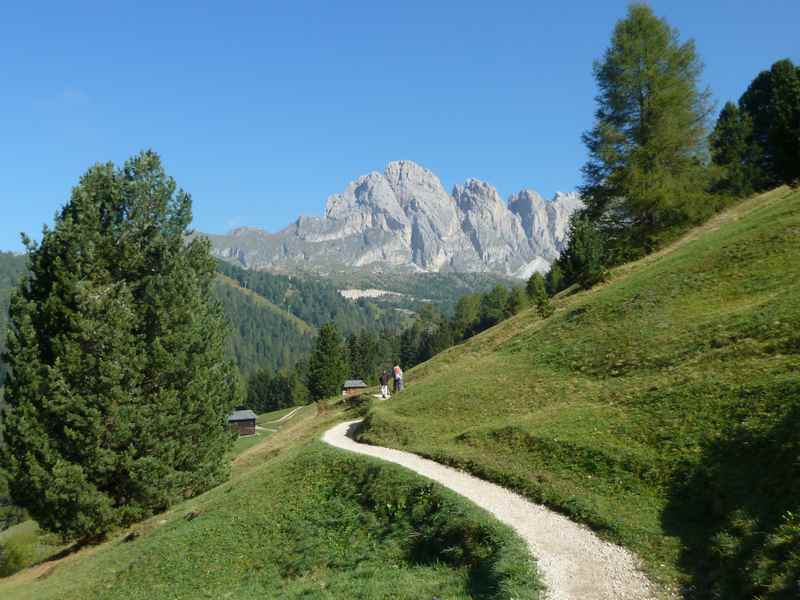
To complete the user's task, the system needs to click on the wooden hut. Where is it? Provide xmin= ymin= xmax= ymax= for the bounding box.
xmin=227 ymin=409 xmax=257 ymax=436
xmin=342 ymin=379 xmax=368 ymax=397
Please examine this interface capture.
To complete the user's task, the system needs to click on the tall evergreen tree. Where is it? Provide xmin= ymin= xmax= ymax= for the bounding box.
xmin=556 ymin=215 xmax=607 ymax=290
xmin=0 ymin=151 xmax=241 ymax=540
xmin=740 ymin=59 xmax=800 ymax=187
xmin=545 ymin=263 xmax=564 ymax=296
xmin=452 ymin=293 xmax=481 ymax=340
xmin=710 ymin=102 xmax=761 ymax=197
xmin=767 ymin=60 xmax=800 ymax=185
xmin=580 ymin=3 xmax=712 ymax=252
xmin=246 ymin=366 xmax=274 ymax=412
xmin=306 ymin=323 xmax=348 ymax=401
xmin=479 ymin=285 xmax=510 ymax=330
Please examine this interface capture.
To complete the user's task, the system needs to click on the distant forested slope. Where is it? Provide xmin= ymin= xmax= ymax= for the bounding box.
xmin=215 ymin=261 xmax=406 ymax=332
xmin=0 ymin=251 xmax=510 ymax=378
xmin=213 ymin=275 xmax=315 ymax=374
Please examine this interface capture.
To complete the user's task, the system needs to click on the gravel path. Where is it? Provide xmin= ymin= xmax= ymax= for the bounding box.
xmin=263 ymin=406 xmax=304 ymax=425
xmin=322 ymin=420 xmax=659 ymax=600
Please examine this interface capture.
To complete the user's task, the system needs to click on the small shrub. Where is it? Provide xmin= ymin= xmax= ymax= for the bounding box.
xmin=536 ymin=297 xmax=555 ymax=319
xmin=0 ymin=529 xmax=38 ymax=577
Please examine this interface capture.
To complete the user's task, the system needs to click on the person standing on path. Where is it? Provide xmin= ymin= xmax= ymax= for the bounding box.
xmin=379 ymin=370 xmax=390 ymax=399
xmin=393 ymin=364 xmax=403 ymax=392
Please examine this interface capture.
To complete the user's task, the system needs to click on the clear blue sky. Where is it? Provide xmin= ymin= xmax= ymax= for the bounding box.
xmin=1 ymin=0 xmax=798 ymax=251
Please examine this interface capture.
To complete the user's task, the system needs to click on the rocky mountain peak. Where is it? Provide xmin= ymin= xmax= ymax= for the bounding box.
xmin=206 ymin=161 xmax=583 ymax=278
xmin=452 ymin=179 xmax=505 ymax=213
xmin=508 ymin=189 xmax=546 ymax=216
xmin=383 ymin=160 xmax=447 ymax=199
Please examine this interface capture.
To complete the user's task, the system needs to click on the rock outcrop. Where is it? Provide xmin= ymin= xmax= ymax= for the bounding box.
xmin=205 ymin=161 xmax=582 ymax=278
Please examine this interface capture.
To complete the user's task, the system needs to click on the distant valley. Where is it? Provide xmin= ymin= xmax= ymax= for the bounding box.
xmin=204 ymin=160 xmax=582 ymax=279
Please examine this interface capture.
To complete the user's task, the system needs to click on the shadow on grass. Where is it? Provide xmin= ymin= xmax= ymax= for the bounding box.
xmin=662 ymin=381 xmax=800 ymax=599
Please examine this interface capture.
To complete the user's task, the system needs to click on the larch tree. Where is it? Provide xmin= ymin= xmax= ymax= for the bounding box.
xmin=580 ymin=3 xmax=713 ymax=253
xmin=0 ymin=151 xmax=242 ymax=540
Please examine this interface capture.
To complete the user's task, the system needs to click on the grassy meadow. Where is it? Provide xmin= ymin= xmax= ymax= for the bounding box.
xmin=360 ymin=186 xmax=800 ymax=598
xmin=0 ymin=401 xmax=540 ymax=600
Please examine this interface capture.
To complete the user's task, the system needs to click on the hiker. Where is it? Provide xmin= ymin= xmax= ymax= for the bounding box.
xmin=379 ymin=370 xmax=390 ymax=399
xmin=393 ymin=364 xmax=404 ymax=392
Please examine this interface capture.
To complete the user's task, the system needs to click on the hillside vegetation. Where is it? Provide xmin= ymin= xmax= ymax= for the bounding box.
xmin=213 ymin=274 xmax=315 ymax=373
xmin=360 ymin=186 xmax=800 ymax=599
xmin=0 ymin=403 xmax=539 ymax=600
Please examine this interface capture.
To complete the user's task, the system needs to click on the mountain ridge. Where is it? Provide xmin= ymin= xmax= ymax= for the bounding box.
xmin=205 ymin=160 xmax=582 ymax=278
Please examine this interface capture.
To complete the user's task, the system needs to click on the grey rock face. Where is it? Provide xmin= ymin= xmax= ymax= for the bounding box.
xmin=205 ymin=161 xmax=583 ymax=278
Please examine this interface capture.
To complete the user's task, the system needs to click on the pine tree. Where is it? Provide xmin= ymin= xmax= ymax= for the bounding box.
xmin=452 ymin=294 xmax=481 ymax=340
xmin=710 ymin=102 xmax=761 ymax=197
xmin=526 ymin=273 xmax=547 ymax=302
xmin=767 ymin=60 xmax=800 ymax=185
xmin=580 ymin=3 xmax=712 ymax=252
xmin=0 ymin=151 xmax=242 ymax=540
xmin=545 ymin=263 xmax=563 ymax=296
xmin=247 ymin=367 xmax=274 ymax=412
xmin=525 ymin=273 xmax=553 ymax=318
xmin=479 ymin=285 xmax=510 ymax=330
xmin=306 ymin=323 xmax=348 ymax=401
xmin=740 ymin=59 xmax=800 ymax=187
xmin=557 ymin=215 xmax=607 ymax=290
xmin=714 ymin=59 xmax=800 ymax=193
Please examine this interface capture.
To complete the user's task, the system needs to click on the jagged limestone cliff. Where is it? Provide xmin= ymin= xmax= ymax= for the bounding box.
xmin=207 ymin=161 xmax=582 ymax=278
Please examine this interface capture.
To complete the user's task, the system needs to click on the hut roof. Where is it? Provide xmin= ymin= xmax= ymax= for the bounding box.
xmin=228 ymin=409 xmax=258 ymax=422
xmin=343 ymin=379 xmax=367 ymax=389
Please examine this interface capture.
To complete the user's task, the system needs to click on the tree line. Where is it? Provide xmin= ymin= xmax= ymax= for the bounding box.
xmin=270 ymin=279 xmax=552 ymax=407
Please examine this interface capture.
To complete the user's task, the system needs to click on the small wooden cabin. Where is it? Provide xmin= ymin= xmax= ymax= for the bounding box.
xmin=228 ymin=409 xmax=257 ymax=436
xmin=342 ymin=379 xmax=368 ymax=397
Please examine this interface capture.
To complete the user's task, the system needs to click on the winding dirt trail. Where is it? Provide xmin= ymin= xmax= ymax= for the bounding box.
xmin=322 ymin=420 xmax=660 ymax=600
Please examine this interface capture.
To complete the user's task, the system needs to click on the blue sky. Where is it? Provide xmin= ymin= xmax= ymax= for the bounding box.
xmin=1 ymin=0 xmax=798 ymax=251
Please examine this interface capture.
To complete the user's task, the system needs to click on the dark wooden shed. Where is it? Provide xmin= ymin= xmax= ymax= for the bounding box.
xmin=342 ymin=379 xmax=368 ymax=397
xmin=228 ymin=409 xmax=257 ymax=436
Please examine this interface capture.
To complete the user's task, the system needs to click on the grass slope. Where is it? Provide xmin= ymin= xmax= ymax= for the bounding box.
xmin=360 ymin=187 xmax=800 ymax=599
xmin=0 ymin=403 xmax=541 ymax=599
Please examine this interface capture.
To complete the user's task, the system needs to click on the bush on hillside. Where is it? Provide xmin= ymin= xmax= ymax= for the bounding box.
xmin=0 ymin=529 xmax=37 ymax=577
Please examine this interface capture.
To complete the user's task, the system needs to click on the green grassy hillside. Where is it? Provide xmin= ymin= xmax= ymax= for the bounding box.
xmin=0 ymin=404 xmax=540 ymax=599
xmin=360 ymin=187 xmax=800 ymax=599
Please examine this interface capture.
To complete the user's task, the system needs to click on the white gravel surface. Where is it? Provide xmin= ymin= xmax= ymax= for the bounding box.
xmin=322 ymin=420 xmax=659 ymax=600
